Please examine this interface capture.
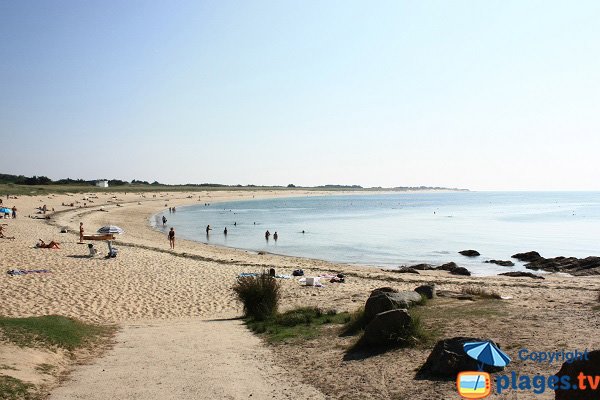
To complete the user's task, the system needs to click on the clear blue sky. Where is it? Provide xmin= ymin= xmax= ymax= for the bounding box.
xmin=1 ymin=1 xmax=599 ymax=190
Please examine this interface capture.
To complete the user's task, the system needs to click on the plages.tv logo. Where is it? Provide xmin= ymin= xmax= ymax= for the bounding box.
xmin=456 ymin=341 xmax=511 ymax=399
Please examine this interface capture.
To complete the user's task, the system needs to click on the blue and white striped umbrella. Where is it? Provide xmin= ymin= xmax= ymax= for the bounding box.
xmin=463 ymin=341 xmax=511 ymax=367
xmin=97 ymin=225 xmax=124 ymax=235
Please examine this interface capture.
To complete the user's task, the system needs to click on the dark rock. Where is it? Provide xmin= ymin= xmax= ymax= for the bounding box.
xmin=437 ymin=262 xmax=458 ymax=271
xmin=362 ymin=309 xmax=412 ymax=346
xmin=410 ymin=263 xmax=435 ymax=270
xmin=415 ymin=284 xmax=436 ymax=299
xmin=369 ymin=287 xmax=398 ymax=298
xmin=525 ymin=256 xmax=600 ymax=276
xmin=417 ymin=337 xmax=504 ymax=379
xmin=393 ymin=267 xmax=420 ymax=274
xmin=364 ymin=291 xmax=423 ymax=323
xmin=499 ymin=271 xmax=544 ymax=279
xmin=485 ymin=259 xmax=515 ymax=267
xmin=459 ymin=250 xmax=480 ymax=257
xmin=555 ymin=350 xmax=600 ymax=399
xmin=512 ymin=251 xmax=543 ymax=262
xmin=450 ymin=266 xmax=471 ymax=276
xmin=436 ymin=262 xmax=471 ymax=276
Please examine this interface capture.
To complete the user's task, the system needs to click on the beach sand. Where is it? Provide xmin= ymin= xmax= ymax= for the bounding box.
xmin=1 ymin=190 xmax=599 ymax=399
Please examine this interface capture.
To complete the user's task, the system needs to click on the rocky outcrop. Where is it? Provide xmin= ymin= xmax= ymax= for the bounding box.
xmin=362 ymin=309 xmax=412 ymax=346
xmin=393 ymin=267 xmax=420 ymax=274
xmin=369 ymin=287 xmax=397 ymax=297
xmin=417 ymin=337 xmax=504 ymax=379
xmin=410 ymin=263 xmax=435 ymax=270
xmin=364 ymin=290 xmax=423 ymax=322
xmin=459 ymin=250 xmax=480 ymax=257
xmin=512 ymin=251 xmax=543 ymax=262
xmin=415 ymin=284 xmax=436 ymax=299
xmin=499 ymin=271 xmax=544 ymax=279
xmin=555 ymin=350 xmax=600 ymax=399
xmin=485 ymin=259 xmax=515 ymax=267
xmin=525 ymin=256 xmax=600 ymax=276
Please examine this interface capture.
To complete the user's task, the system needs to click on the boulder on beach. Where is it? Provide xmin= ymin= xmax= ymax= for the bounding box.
xmin=512 ymin=251 xmax=543 ymax=262
xmin=436 ymin=262 xmax=471 ymax=276
xmin=485 ymin=259 xmax=515 ymax=267
xmin=364 ymin=291 xmax=423 ymax=322
xmin=362 ymin=309 xmax=412 ymax=346
xmin=393 ymin=267 xmax=420 ymax=274
xmin=437 ymin=262 xmax=459 ymax=271
xmin=459 ymin=250 xmax=480 ymax=257
xmin=449 ymin=266 xmax=471 ymax=276
xmin=417 ymin=337 xmax=504 ymax=379
xmin=499 ymin=271 xmax=544 ymax=279
xmin=410 ymin=263 xmax=435 ymax=270
xmin=555 ymin=350 xmax=600 ymax=399
xmin=415 ymin=284 xmax=436 ymax=299
xmin=369 ymin=287 xmax=398 ymax=298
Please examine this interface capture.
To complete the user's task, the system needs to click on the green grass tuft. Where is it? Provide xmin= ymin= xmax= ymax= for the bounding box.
xmin=233 ymin=273 xmax=281 ymax=321
xmin=0 ymin=375 xmax=36 ymax=400
xmin=247 ymin=307 xmax=350 ymax=343
xmin=0 ymin=315 xmax=114 ymax=351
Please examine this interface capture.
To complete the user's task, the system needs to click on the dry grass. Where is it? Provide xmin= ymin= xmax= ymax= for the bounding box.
xmin=461 ymin=285 xmax=502 ymax=299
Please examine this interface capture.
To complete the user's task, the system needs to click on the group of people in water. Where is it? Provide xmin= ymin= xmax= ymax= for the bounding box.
xmin=165 ymin=221 xmax=284 ymax=250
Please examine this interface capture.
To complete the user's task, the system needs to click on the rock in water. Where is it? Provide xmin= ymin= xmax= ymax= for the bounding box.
xmin=436 ymin=262 xmax=471 ymax=276
xmin=555 ymin=350 xmax=600 ymax=399
xmin=362 ymin=309 xmax=412 ymax=346
xmin=512 ymin=251 xmax=543 ymax=262
xmin=485 ymin=259 xmax=515 ymax=267
xmin=459 ymin=250 xmax=480 ymax=257
xmin=437 ymin=262 xmax=459 ymax=271
xmin=417 ymin=337 xmax=504 ymax=379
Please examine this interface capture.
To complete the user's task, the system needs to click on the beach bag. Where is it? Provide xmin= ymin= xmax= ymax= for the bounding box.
xmin=292 ymin=269 xmax=304 ymax=276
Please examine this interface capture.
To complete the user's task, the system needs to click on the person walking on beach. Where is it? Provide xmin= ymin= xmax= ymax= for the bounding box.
xmin=11 ymin=206 xmax=16 ymax=219
xmin=168 ymin=227 xmax=175 ymax=249
xmin=162 ymin=215 xmax=167 ymax=226
xmin=79 ymin=222 xmax=84 ymax=243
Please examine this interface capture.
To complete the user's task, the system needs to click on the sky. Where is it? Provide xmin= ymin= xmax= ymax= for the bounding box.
xmin=1 ymin=1 xmax=599 ymax=190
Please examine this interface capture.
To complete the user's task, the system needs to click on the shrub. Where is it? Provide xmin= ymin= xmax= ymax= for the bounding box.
xmin=233 ymin=273 xmax=281 ymax=320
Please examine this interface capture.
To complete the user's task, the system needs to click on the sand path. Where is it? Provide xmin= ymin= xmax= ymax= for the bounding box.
xmin=49 ymin=318 xmax=325 ymax=400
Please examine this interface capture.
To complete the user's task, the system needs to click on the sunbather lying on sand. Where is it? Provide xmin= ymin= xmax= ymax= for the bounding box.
xmin=36 ymin=239 xmax=60 ymax=249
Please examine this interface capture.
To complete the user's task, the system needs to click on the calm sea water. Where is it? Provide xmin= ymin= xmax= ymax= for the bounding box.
xmin=151 ymin=192 xmax=600 ymax=276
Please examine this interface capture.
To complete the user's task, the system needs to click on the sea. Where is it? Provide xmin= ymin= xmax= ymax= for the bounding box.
xmin=151 ymin=192 xmax=600 ymax=276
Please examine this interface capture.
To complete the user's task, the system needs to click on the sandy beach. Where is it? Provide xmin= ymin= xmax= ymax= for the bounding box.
xmin=1 ymin=190 xmax=600 ymax=399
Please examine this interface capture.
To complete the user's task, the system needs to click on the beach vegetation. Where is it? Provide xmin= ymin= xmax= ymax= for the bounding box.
xmin=233 ymin=273 xmax=281 ymax=320
xmin=0 ymin=315 xmax=114 ymax=351
xmin=461 ymin=286 xmax=502 ymax=299
xmin=0 ymin=375 xmax=36 ymax=400
xmin=246 ymin=307 xmax=350 ymax=343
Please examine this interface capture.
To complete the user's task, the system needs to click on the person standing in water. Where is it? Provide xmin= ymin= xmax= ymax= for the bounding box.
xmin=162 ymin=215 xmax=167 ymax=226
xmin=265 ymin=230 xmax=270 ymax=240
xmin=224 ymin=227 xmax=228 ymax=235
xmin=168 ymin=227 xmax=175 ymax=249
xmin=206 ymin=225 xmax=212 ymax=235
xmin=273 ymin=232 xmax=278 ymax=241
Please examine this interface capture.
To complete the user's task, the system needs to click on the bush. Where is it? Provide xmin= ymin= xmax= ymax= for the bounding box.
xmin=233 ymin=273 xmax=281 ymax=320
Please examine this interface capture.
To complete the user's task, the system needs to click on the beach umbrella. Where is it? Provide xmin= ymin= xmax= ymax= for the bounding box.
xmin=463 ymin=341 xmax=511 ymax=369
xmin=97 ymin=225 xmax=124 ymax=235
